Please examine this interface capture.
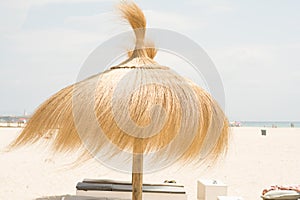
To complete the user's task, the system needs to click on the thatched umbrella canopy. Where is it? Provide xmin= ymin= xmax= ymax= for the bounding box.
xmin=10 ymin=2 xmax=229 ymax=200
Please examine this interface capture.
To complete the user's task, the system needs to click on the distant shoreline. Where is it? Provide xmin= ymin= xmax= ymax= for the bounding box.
xmin=0 ymin=123 xmax=299 ymax=129
xmin=237 ymin=121 xmax=299 ymax=128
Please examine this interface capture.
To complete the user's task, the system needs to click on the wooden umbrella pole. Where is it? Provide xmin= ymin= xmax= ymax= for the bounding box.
xmin=132 ymin=139 xmax=144 ymax=200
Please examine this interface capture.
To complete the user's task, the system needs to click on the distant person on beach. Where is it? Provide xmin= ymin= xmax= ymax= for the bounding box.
xmin=291 ymin=123 xmax=294 ymax=128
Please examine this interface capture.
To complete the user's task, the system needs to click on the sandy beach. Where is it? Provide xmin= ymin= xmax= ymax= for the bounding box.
xmin=1 ymin=127 xmax=300 ymax=200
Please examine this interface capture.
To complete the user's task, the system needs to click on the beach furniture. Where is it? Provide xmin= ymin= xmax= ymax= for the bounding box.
xmin=76 ymin=179 xmax=187 ymax=200
xmin=261 ymin=190 xmax=300 ymax=200
xmin=261 ymin=129 xmax=267 ymax=136
xmin=197 ymin=179 xmax=227 ymax=200
xmin=36 ymin=195 xmax=129 ymax=199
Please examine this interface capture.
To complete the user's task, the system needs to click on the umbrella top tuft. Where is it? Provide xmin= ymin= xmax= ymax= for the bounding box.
xmin=118 ymin=1 xmax=146 ymax=31
xmin=117 ymin=1 xmax=155 ymax=62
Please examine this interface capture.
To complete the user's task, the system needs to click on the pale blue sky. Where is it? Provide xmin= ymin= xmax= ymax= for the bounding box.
xmin=1 ymin=0 xmax=299 ymax=121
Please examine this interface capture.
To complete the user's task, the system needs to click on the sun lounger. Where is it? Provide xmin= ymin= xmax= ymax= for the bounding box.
xmin=36 ymin=195 xmax=128 ymax=200
xmin=76 ymin=179 xmax=187 ymax=200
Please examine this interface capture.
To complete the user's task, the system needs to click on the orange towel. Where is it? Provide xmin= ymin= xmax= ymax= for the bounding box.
xmin=263 ymin=185 xmax=300 ymax=195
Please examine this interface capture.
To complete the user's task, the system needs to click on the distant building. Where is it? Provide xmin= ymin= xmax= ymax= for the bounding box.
xmin=0 ymin=115 xmax=31 ymax=127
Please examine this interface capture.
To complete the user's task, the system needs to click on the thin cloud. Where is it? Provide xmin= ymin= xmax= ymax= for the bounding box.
xmin=188 ymin=0 xmax=235 ymax=13
xmin=145 ymin=10 xmax=207 ymax=32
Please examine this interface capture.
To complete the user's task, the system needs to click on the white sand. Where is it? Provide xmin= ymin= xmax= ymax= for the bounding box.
xmin=1 ymin=127 xmax=300 ymax=200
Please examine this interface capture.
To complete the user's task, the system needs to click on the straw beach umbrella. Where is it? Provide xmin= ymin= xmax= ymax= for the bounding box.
xmin=10 ymin=2 xmax=229 ymax=200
